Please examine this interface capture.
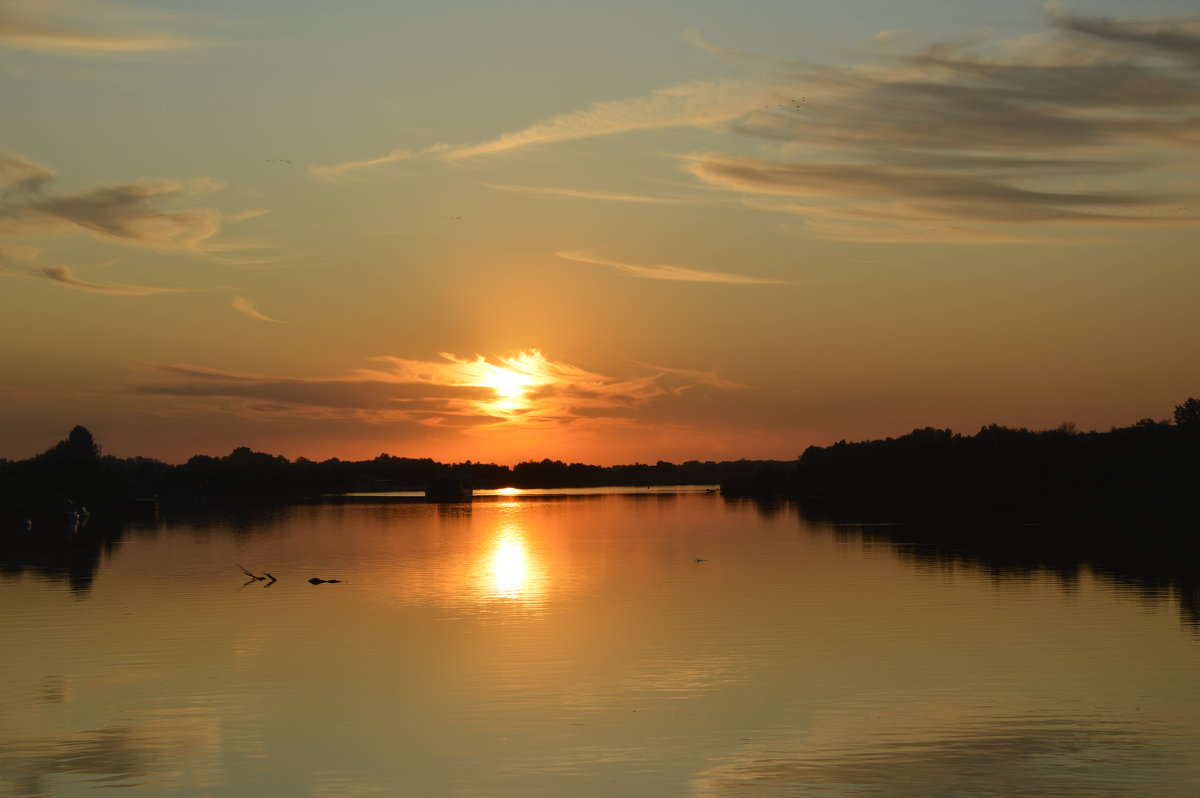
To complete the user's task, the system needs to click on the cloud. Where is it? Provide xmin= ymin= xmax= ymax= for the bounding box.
xmin=0 ymin=151 xmax=54 ymax=190
xmin=444 ymin=78 xmax=763 ymax=160
xmin=308 ymin=11 xmax=1200 ymax=241
xmin=557 ymin=249 xmax=788 ymax=284
xmin=232 ymin=296 xmax=287 ymax=323
xmin=631 ymin=361 xmax=752 ymax=390
xmin=482 ymin=183 xmax=708 ymax=205
xmin=310 ymin=78 xmax=772 ymax=179
xmin=677 ymin=11 xmax=1200 ymax=240
xmin=0 ymin=152 xmax=259 ymax=254
xmin=0 ymin=245 xmax=186 ymax=294
xmin=1048 ymin=5 xmax=1200 ymax=60
xmin=130 ymin=350 xmax=747 ymax=433
xmin=38 ymin=263 xmax=184 ymax=294
xmin=0 ymin=0 xmax=204 ymax=56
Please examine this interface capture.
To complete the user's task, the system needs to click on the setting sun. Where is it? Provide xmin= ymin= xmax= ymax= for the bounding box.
xmin=478 ymin=366 xmax=533 ymax=400
xmin=447 ymin=350 xmax=568 ymax=417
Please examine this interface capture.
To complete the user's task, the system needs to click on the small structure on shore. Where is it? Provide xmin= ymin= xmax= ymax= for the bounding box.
xmin=424 ymin=474 xmax=472 ymax=502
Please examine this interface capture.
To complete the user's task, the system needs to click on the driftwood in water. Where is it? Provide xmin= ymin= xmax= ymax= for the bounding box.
xmin=237 ymin=563 xmax=265 ymax=581
xmin=308 ymin=577 xmax=342 ymax=584
xmin=237 ymin=564 xmax=277 ymax=586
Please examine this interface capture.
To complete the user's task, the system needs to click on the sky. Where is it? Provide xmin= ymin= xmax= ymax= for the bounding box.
xmin=1 ymin=0 xmax=1198 ymax=465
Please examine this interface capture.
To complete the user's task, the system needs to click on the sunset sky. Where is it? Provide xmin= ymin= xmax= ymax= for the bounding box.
xmin=2 ymin=0 xmax=1198 ymax=465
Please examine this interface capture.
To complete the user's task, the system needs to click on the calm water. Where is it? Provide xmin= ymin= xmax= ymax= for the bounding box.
xmin=2 ymin=489 xmax=1198 ymax=797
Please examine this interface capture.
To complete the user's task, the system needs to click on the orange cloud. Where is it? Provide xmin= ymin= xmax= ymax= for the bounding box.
xmin=231 ymin=296 xmax=287 ymax=324
xmin=310 ymin=78 xmax=772 ymax=180
xmin=0 ymin=0 xmax=204 ymax=57
xmin=0 ymin=246 xmax=187 ymax=295
xmin=557 ymin=249 xmax=788 ymax=284
xmin=131 ymin=350 xmax=747 ymax=438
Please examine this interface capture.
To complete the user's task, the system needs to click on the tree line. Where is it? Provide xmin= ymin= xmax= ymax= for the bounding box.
xmin=3 ymin=397 xmax=1197 ymax=526
xmin=722 ymin=397 xmax=1200 ymax=527
xmin=0 ymin=426 xmax=775 ymax=523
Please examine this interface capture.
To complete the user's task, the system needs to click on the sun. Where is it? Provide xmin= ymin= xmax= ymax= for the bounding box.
xmin=450 ymin=350 xmax=564 ymax=416
xmin=479 ymin=366 xmax=533 ymax=400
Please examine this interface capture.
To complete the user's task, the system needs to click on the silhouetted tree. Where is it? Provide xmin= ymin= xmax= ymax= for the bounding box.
xmin=1174 ymin=397 xmax=1200 ymax=427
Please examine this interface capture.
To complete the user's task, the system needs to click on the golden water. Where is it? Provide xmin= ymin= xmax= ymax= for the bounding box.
xmin=2 ymin=490 xmax=1197 ymax=796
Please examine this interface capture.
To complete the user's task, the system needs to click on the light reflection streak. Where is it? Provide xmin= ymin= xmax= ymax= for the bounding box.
xmin=490 ymin=531 xmax=529 ymax=597
xmin=477 ymin=512 xmax=547 ymax=605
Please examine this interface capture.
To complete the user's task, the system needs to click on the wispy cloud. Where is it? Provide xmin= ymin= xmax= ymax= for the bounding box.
xmin=131 ymin=350 xmax=747 ymax=432
xmin=310 ymin=78 xmax=772 ymax=180
xmin=442 ymin=78 xmax=762 ymax=160
xmin=482 ymin=183 xmax=707 ymax=205
xmin=310 ymin=10 xmax=1200 ymax=239
xmin=0 ymin=153 xmax=261 ymax=254
xmin=37 ymin=263 xmax=184 ymax=294
xmin=680 ymin=9 xmax=1200 ymax=240
xmin=1047 ymin=4 xmax=1200 ymax=59
xmin=557 ymin=249 xmax=787 ymax=284
xmin=232 ymin=296 xmax=286 ymax=323
xmin=0 ymin=0 xmax=204 ymax=57
xmin=0 ymin=245 xmax=185 ymax=295
xmin=632 ymin=360 xmax=752 ymax=391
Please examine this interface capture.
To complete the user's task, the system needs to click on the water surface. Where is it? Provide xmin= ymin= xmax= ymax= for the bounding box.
xmin=2 ymin=490 xmax=1197 ymax=796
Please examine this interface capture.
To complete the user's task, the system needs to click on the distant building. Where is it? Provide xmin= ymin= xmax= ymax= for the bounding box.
xmin=424 ymin=474 xmax=472 ymax=502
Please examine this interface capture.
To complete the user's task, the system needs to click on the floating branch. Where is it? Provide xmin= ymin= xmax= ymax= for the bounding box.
xmin=236 ymin=563 xmax=266 ymax=581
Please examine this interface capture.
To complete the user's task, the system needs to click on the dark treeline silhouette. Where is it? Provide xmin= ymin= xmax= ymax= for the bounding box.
xmin=723 ymin=398 xmax=1200 ymax=529
xmin=4 ymin=398 xmax=1197 ymax=528
xmin=0 ymin=426 xmax=777 ymax=526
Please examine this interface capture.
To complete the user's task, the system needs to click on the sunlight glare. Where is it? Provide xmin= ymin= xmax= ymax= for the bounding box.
xmin=490 ymin=530 xmax=529 ymax=597
xmin=454 ymin=349 xmax=564 ymax=417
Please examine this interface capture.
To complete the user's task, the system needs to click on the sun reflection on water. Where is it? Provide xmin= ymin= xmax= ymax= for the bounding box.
xmin=483 ymin=524 xmax=544 ymax=603
xmin=490 ymin=532 xmax=528 ymax=596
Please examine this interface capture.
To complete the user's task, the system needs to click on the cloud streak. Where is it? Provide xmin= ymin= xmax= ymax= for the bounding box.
xmin=557 ymin=249 xmax=787 ymax=284
xmin=37 ymin=263 xmax=184 ymax=295
xmin=0 ymin=0 xmax=204 ymax=56
xmin=232 ymin=296 xmax=287 ymax=323
xmin=130 ymin=350 xmax=747 ymax=433
xmin=679 ymin=9 xmax=1200 ymax=240
xmin=0 ymin=246 xmax=186 ymax=295
xmin=311 ymin=10 xmax=1200 ymax=240
xmin=310 ymin=78 xmax=772 ymax=180
xmin=482 ymin=183 xmax=709 ymax=206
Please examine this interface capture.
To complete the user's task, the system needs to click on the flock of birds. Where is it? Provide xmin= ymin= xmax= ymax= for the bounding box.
xmin=765 ymin=97 xmax=806 ymax=110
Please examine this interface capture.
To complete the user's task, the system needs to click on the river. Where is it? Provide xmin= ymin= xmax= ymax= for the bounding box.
xmin=2 ymin=488 xmax=1197 ymax=796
